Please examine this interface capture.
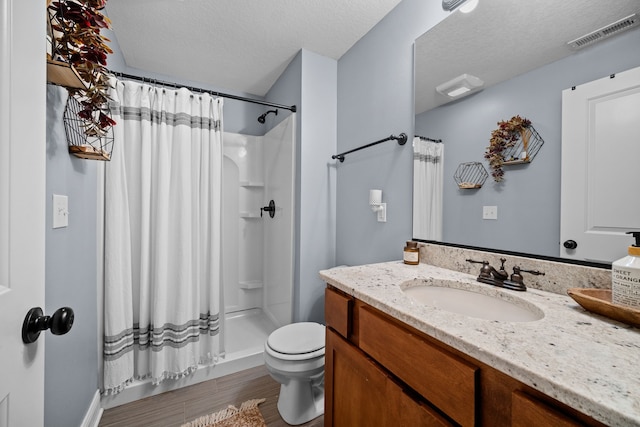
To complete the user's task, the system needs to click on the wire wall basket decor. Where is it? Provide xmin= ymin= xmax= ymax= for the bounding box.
xmin=48 ymin=1 xmax=116 ymax=161
xmin=500 ymin=125 xmax=544 ymax=165
xmin=64 ymin=95 xmax=114 ymax=161
xmin=454 ymin=162 xmax=488 ymax=189
xmin=46 ymin=4 xmax=87 ymax=90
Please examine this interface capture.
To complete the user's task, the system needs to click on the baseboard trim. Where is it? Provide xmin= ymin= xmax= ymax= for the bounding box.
xmin=81 ymin=390 xmax=103 ymax=427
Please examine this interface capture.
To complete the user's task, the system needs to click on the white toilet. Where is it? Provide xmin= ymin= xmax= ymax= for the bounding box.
xmin=264 ymin=322 xmax=325 ymax=425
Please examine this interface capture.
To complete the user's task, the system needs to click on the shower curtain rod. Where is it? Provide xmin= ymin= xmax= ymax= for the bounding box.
xmin=415 ymin=135 xmax=443 ymax=143
xmin=108 ymin=70 xmax=297 ymax=113
xmin=332 ymin=133 xmax=408 ymax=162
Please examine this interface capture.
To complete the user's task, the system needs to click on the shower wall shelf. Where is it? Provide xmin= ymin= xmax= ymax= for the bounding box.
xmin=240 ymin=211 xmax=261 ymax=219
xmin=240 ymin=182 xmax=264 ymax=188
xmin=239 ymin=280 xmax=263 ymax=290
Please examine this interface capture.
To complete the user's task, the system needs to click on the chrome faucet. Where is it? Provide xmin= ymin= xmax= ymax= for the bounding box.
xmin=466 ymin=258 xmax=544 ymax=291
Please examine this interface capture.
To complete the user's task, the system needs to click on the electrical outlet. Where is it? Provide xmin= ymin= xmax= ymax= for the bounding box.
xmin=482 ymin=205 xmax=497 ymax=220
xmin=377 ymin=203 xmax=387 ymax=222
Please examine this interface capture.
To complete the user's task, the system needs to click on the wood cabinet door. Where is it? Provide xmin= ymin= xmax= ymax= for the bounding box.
xmin=325 ymin=329 xmax=451 ymax=427
xmin=512 ymin=391 xmax=583 ymax=427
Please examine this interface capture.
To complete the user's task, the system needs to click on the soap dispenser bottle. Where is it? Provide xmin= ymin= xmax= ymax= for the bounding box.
xmin=612 ymin=231 xmax=640 ymax=308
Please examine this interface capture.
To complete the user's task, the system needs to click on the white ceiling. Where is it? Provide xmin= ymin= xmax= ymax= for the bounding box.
xmin=105 ymin=0 xmax=403 ymax=96
xmin=415 ymin=0 xmax=640 ymax=114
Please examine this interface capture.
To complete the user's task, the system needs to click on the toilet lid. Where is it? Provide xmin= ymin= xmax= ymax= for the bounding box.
xmin=267 ymin=322 xmax=325 ymax=355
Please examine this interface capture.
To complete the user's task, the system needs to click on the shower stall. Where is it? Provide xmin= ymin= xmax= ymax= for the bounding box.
xmin=101 ymin=114 xmax=296 ymax=408
xmin=222 ymin=114 xmax=296 ymax=357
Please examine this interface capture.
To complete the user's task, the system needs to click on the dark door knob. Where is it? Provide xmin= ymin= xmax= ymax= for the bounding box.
xmin=22 ymin=307 xmax=74 ymax=344
xmin=563 ymin=240 xmax=578 ymax=250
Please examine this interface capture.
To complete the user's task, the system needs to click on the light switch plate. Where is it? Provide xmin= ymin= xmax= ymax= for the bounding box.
xmin=53 ymin=194 xmax=68 ymax=228
xmin=483 ymin=205 xmax=497 ymax=220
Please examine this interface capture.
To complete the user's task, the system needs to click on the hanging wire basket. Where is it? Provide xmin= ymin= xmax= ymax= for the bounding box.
xmin=500 ymin=125 xmax=544 ymax=165
xmin=454 ymin=162 xmax=488 ymax=189
xmin=47 ymin=1 xmax=116 ymax=160
xmin=64 ymin=95 xmax=114 ymax=161
xmin=46 ymin=3 xmax=87 ymax=90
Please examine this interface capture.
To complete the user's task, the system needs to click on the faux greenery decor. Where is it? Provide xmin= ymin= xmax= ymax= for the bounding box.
xmin=48 ymin=0 xmax=115 ymax=137
xmin=484 ymin=115 xmax=531 ymax=182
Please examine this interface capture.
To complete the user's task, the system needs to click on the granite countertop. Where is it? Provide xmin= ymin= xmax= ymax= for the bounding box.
xmin=319 ymin=261 xmax=640 ymax=427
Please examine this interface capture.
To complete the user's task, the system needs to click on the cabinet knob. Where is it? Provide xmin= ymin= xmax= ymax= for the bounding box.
xmin=22 ymin=307 xmax=74 ymax=344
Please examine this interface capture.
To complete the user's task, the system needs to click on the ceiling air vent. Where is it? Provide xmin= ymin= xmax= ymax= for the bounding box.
xmin=568 ymin=14 xmax=639 ymax=50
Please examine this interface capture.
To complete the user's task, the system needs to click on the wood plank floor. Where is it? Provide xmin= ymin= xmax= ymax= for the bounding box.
xmin=99 ymin=365 xmax=324 ymax=427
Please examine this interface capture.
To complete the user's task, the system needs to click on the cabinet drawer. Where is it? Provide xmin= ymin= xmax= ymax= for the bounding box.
xmin=358 ymin=305 xmax=477 ymax=427
xmin=325 ymin=287 xmax=353 ymax=339
xmin=326 ymin=329 xmax=452 ymax=427
xmin=512 ymin=391 xmax=582 ymax=427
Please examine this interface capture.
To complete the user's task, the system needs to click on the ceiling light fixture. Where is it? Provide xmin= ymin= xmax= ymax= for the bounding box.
xmin=459 ymin=0 xmax=479 ymax=13
xmin=436 ymin=73 xmax=484 ymax=98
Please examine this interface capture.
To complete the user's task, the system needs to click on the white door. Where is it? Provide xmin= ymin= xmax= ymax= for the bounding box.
xmin=560 ymin=66 xmax=640 ymax=263
xmin=0 ymin=1 xmax=47 ymax=426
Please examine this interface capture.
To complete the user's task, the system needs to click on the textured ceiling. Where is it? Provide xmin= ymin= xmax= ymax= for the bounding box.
xmin=105 ymin=0 xmax=403 ymax=96
xmin=415 ymin=0 xmax=640 ymax=114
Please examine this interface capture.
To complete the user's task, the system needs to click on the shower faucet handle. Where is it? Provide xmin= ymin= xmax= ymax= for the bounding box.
xmin=261 ymin=200 xmax=276 ymax=218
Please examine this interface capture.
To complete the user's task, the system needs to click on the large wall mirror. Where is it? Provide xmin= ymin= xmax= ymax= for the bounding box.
xmin=413 ymin=0 xmax=640 ymax=263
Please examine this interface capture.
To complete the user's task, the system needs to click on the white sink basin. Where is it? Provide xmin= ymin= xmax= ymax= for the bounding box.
xmin=401 ymin=279 xmax=544 ymax=322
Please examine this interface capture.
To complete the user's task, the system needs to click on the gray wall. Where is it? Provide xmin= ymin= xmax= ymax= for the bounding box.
xmin=335 ymin=0 xmax=447 ymax=266
xmin=298 ymin=50 xmax=338 ymax=322
xmin=266 ymin=50 xmax=338 ymax=323
xmin=45 ymin=86 xmax=99 ymax=427
xmin=416 ymin=28 xmax=640 ymax=257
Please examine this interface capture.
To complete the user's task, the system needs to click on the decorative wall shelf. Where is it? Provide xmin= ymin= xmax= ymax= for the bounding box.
xmin=64 ymin=95 xmax=114 ymax=161
xmin=500 ymin=126 xmax=544 ymax=166
xmin=454 ymin=162 xmax=488 ymax=189
xmin=46 ymin=58 xmax=86 ymax=90
xmin=47 ymin=0 xmax=115 ymax=148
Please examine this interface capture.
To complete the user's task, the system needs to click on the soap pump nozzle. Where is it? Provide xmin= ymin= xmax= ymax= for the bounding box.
xmin=627 ymin=231 xmax=640 ymax=247
xmin=625 ymin=231 xmax=640 ymax=256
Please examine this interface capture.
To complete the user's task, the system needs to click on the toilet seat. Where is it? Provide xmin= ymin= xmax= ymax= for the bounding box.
xmin=267 ymin=322 xmax=325 ymax=355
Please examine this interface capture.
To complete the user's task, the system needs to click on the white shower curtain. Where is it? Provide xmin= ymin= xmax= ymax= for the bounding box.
xmin=412 ymin=137 xmax=444 ymax=241
xmin=103 ymin=79 xmax=224 ymax=394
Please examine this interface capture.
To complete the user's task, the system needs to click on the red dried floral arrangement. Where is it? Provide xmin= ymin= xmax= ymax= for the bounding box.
xmin=484 ymin=115 xmax=531 ymax=182
xmin=48 ymin=0 xmax=116 ymax=137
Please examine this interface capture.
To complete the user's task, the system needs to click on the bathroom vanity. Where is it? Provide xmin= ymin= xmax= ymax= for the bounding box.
xmin=320 ymin=262 xmax=639 ymax=427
